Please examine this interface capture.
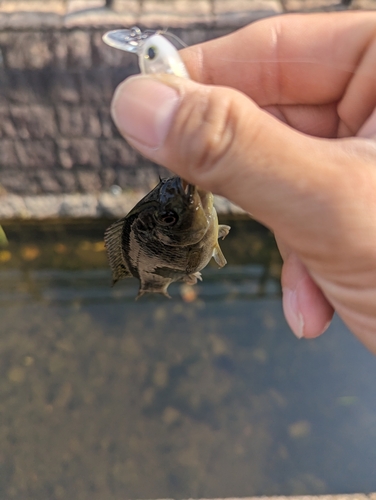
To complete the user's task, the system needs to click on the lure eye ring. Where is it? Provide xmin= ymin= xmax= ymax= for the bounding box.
xmin=146 ymin=46 xmax=157 ymax=60
xmin=158 ymin=211 xmax=178 ymax=226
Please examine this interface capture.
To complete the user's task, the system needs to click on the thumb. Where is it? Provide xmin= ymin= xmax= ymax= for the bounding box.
xmin=111 ymin=74 xmax=340 ymax=239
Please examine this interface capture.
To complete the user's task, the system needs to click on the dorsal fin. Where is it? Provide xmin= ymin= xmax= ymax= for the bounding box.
xmin=104 ymin=218 xmax=132 ymax=285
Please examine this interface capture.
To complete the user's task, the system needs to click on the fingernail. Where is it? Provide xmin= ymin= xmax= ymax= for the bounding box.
xmin=358 ymin=107 xmax=376 ymax=139
xmin=111 ymin=76 xmax=180 ymax=149
xmin=282 ymin=288 xmax=304 ymax=339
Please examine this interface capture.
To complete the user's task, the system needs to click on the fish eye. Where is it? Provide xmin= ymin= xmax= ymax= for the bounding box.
xmin=159 ymin=211 xmax=178 ymax=226
xmin=146 ymin=46 xmax=157 ymax=60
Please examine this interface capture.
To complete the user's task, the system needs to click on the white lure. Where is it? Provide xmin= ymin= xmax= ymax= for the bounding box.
xmin=102 ymin=26 xmax=190 ymax=78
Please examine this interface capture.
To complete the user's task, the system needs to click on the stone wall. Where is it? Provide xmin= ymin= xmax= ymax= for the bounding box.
xmin=0 ymin=24 xmax=173 ymax=199
xmin=0 ymin=0 xmax=373 ymax=217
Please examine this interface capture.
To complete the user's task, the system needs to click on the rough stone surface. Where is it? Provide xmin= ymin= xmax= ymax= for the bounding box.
xmin=14 ymin=139 xmax=57 ymax=168
xmin=10 ymin=105 xmax=57 ymax=139
xmin=0 ymin=1 xmax=66 ymax=14
xmin=210 ymin=496 xmax=376 ymax=500
xmin=67 ymin=30 xmax=92 ymax=68
xmin=98 ymin=138 xmax=137 ymax=165
xmin=4 ymin=32 xmax=55 ymax=70
xmin=111 ymin=0 xmax=141 ymax=14
xmin=0 ymin=107 xmax=17 ymax=138
xmin=141 ymin=0 xmax=213 ymax=27
xmin=281 ymin=0 xmax=349 ymax=10
xmin=55 ymin=104 xmax=103 ymax=138
xmin=57 ymin=138 xmax=101 ymax=169
xmin=0 ymin=139 xmax=18 ymax=166
xmin=214 ymin=0 xmax=283 ymax=26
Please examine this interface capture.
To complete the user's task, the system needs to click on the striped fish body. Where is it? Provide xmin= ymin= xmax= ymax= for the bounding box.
xmin=104 ymin=177 xmax=230 ymax=299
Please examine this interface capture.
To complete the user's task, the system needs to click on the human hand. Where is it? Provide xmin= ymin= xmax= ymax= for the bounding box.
xmin=110 ymin=12 xmax=376 ymax=353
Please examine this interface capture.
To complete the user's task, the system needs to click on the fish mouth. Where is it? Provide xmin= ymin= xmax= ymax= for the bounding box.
xmin=180 ymin=178 xmax=196 ymax=200
xmin=159 ymin=176 xmax=208 ymax=210
xmin=179 ymin=178 xmax=211 ymax=211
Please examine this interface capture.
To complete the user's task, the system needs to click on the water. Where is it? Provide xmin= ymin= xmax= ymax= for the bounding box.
xmin=0 ymin=218 xmax=375 ymax=500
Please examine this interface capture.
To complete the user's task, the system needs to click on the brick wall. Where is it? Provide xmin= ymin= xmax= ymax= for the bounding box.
xmin=0 ymin=25 xmax=169 ymax=196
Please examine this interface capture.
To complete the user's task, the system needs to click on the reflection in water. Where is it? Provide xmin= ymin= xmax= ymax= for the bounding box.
xmin=0 ymin=219 xmax=376 ymax=500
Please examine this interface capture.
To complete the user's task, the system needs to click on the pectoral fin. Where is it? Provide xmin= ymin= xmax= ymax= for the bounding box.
xmin=104 ymin=218 xmax=132 ymax=285
xmin=218 ymin=224 xmax=230 ymax=240
xmin=213 ymin=243 xmax=227 ymax=268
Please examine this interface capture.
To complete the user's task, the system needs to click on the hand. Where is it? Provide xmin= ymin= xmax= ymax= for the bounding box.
xmin=110 ymin=12 xmax=376 ymax=353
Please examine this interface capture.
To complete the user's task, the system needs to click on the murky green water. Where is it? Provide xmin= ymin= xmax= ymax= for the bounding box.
xmin=0 ymin=218 xmax=375 ymax=500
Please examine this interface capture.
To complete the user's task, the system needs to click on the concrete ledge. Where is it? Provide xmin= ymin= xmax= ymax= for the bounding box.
xmin=213 ymin=0 xmax=283 ymax=27
xmin=184 ymin=493 xmax=376 ymax=500
xmin=151 ymin=496 xmax=376 ymax=500
xmin=149 ymin=493 xmax=376 ymax=500
xmin=0 ymin=192 xmax=244 ymax=219
xmin=205 ymin=496 xmax=376 ymax=499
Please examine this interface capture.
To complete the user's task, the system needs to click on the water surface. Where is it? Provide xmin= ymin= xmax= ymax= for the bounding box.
xmin=0 ymin=218 xmax=375 ymax=500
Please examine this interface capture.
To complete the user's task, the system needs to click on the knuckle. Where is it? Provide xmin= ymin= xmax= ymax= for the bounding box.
xmin=169 ymin=86 xmax=239 ymax=189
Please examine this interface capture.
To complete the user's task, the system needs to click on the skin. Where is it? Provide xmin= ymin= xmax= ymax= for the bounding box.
xmin=110 ymin=12 xmax=376 ymax=353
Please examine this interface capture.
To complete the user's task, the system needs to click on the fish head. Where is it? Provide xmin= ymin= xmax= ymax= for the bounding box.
xmin=152 ymin=177 xmax=213 ymax=246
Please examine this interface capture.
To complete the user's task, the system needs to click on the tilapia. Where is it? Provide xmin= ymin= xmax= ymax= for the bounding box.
xmin=104 ymin=177 xmax=230 ymax=298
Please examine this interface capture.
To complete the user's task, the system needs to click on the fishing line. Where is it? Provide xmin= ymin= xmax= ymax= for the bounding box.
xmin=161 ymin=30 xmax=188 ymax=49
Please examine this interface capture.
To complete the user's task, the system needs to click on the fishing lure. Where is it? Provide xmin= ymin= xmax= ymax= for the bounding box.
xmin=102 ymin=27 xmax=230 ymax=298
xmin=102 ymin=26 xmax=189 ymax=78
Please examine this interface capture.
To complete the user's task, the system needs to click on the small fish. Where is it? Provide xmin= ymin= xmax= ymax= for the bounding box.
xmin=103 ymin=28 xmax=230 ymax=297
xmin=105 ymin=177 xmax=230 ymax=298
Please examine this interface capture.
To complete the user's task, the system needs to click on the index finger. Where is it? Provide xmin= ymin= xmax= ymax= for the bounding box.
xmin=181 ymin=12 xmax=376 ymax=108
